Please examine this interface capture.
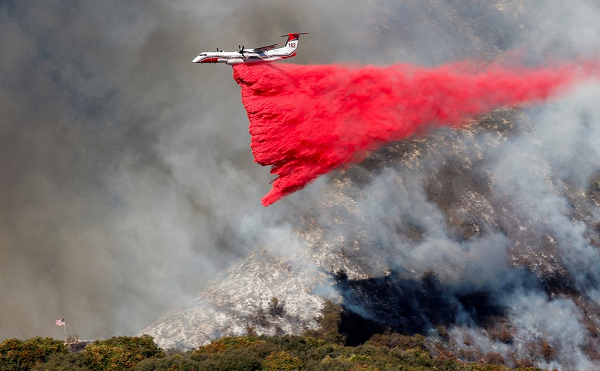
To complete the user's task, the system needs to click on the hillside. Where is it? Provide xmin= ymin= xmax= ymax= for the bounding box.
xmin=141 ymin=2 xmax=600 ymax=370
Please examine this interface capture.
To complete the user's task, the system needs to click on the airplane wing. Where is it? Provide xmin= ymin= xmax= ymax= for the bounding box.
xmin=253 ymin=43 xmax=279 ymax=52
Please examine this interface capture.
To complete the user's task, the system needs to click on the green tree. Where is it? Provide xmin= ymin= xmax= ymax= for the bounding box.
xmin=81 ymin=335 xmax=164 ymax=371
xmin=0 ymin=337 xmax=67 ymax=371
xmin=304 ymin=301 xmax=345 ymax=345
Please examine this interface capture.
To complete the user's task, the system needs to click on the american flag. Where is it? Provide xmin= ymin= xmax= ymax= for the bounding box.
xmin=55 ymin=318 xmax=65 ymax=327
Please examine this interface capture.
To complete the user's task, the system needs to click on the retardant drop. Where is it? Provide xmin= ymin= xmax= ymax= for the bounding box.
xmin=233 ymin=62 xmax=590 ymax=206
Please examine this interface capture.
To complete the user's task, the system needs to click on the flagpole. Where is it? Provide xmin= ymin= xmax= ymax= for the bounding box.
xmin=56 ymin=318 xmax=67 ymax=343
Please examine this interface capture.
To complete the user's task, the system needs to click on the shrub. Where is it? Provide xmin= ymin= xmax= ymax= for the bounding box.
xmin=242 ymin=341 xmax=279 ymax=360
xmin=366 ymin=333 xmax=424 ymax=351
xmin=309 ymin=357 xmax=352 ymax=371
xmin=436 ymin=325 xmax=449 ymax=340
xmin=306 ymin=343 xmax=344 ymax=363
xmin=345 ymin=344 xmax=388 ymax=360
xmin=541 ymin=342 xmax=555 ymax=362
xmin=263 ymin=351 xmax=302 ymax=371
xmin=304 ymin=301 xmax=347 ymax=345
xmin=491 ymin=327 xmax=514 ymax=344
xmin=483 ymin=352 xmax=505 ymax=365
xmin=196 ymin=348 xmax=261 ymax=371
xmin=0 ymin=337 xmax=67 ymax=371
xmin=81 ymin=335 xmax=164 ymax=371
xmin=316 ymin=301 xmax=342 ymax=337
xmin=133 ymin=355 xmax=202 ymax=371
xmin=192 ymin=337 xmax=264 ymax=356
xmin=268 ymin=297 xmax=286 ymax=317
xmin=348 ymin=365 xmax=380 ymax=371
xmin=31 ymin=352 xmax=89 ymax=371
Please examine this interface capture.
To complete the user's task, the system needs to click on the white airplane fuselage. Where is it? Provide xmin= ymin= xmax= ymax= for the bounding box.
xmin=193 ymin=33 xmax=306 ymax=65
xmin=192 ymin=50 xmax=295 ymax=65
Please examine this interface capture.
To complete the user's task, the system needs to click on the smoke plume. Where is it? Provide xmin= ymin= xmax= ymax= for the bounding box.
xmin=234 ymin=61 xmax=594 ymax=205
xmin=4 ymin=2 xmax=600 ymax=370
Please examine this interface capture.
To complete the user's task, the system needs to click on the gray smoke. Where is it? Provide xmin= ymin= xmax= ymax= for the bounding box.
xmin=0 ymin=0 xmax=270 ymax=339
xmin=0 ymin=0 xmax=394 ymax=340
xmin=311 ymin=89 xmax=600 ymax=369
xmin=2 ymin=1 xmax=600 ymax=369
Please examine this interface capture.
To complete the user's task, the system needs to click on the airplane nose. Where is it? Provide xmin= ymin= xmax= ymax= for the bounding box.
xmin=193 ymin=55 xmax=201 ymax=63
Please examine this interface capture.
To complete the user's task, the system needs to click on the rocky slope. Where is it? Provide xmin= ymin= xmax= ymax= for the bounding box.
xmin=142 ymin=2 xmax=600 ymax=370
xmin=143 ymin=106 xmax=600 ymax=369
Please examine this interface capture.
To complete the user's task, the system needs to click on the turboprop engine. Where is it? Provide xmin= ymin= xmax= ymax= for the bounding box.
xmin=226 ymin=59 xmax=244 ymax=65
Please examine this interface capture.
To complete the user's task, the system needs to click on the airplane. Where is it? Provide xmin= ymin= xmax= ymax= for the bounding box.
xmin=192 ymin=33 xmax=308 ymax=65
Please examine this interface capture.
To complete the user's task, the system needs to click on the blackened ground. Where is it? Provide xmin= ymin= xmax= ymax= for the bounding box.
xmin=334 ymin=270 xmax=505 ymax=346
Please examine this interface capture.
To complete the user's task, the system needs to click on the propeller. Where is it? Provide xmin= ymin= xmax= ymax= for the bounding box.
xmin=238 ymin=45 xmax=245 ymax=54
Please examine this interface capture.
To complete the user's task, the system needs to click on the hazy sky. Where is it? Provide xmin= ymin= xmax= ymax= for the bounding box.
xmin=1 ymin=0 xmax=599 ymax=349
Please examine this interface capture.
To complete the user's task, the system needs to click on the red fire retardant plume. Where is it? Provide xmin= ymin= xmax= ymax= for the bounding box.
xmin=233 ymin=62 xmax=588 ymax=206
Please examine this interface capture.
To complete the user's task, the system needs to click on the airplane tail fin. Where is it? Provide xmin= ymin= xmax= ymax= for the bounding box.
xmin=281 ymin=33 xmax=308 ymax=51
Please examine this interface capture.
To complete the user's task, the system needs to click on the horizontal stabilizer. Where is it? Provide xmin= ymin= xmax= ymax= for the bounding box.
xmin=280 ymin=32 xmax=309 ymax=37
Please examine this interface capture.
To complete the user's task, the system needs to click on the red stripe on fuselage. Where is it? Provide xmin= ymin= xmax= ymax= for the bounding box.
xmin=200 ymin=57 xmax=220 ymax=63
